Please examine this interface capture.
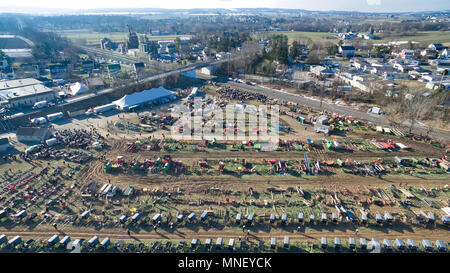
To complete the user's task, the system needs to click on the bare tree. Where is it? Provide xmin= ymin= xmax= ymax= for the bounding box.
xmin=402 ymin=91 xmax=434 ymax=134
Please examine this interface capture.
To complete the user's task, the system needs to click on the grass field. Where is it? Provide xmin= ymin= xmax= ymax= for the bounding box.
xmin=254 ymin=31 xmax=338 ymax=45
xmin=377 ymin=31 xmax=450 ymax=46
xmin=54 ymin=29 xmax=192 ymax=46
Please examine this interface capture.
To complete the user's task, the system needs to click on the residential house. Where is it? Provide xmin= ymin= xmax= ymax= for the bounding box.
xmin=338 ymin=45 xmax=355 ymax=58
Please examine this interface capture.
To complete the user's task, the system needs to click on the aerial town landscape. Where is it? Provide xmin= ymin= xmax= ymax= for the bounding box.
xmin=0 ymin=1 xmax=449 ymax=256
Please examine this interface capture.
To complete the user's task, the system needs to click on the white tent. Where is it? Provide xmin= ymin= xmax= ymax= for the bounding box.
xmin=70 ymin=82 xmax=88 ymax=96
xmin=113 ymin=86 xmax=176 ymax=110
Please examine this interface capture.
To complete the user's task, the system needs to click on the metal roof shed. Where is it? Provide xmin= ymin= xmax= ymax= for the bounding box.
xmin=321 ymin=237 xmax=327 ymax=249
xmin=436 ymin=240 xmax=447 ymax=252
xmin=0 ymin=234 xmax=7 ymax=245
xmin=298 ymin=212 xmax=304 ymax=222
xmin=422 ymin=240 xmax=433 ymax=251
xmin=269 ymin=213 xmax=276 ymax=223
xmin=228 ymin=238 xmax=235 ymax=250
xmin=407 ymin=239 xmax=417 ymax=250
xmin=395 ymin=238 xmax=405 ymax=250
xmin=348 ymin=237 xmax=356 ymax=249
xmin=334 ymin=237 xmax=341 ymax=249
xmin=100 ymin=237 xmax=110 ymax=248
xmin=283 ymin=236 xmax=290 ymax=248
xmin=270 ymin=238 xmax=277 ymax=249
xmin=321 ymin=213 xmax=328 ymax=223
xmin=216 ymin=237 xmax=223 ymax=249
xmin=383 ymin=239 xmax=393 ymax=249
xmin=48 ymin=234 xmax=59 ymax=246
xmin=360 ymin=238 xmax=367 ymax=249
xmin=88 ymin=236 xmax=99 ymax=247
xmin=188 ymin=212 xmax=196 ymax=222
xmin=200 ymin=211 xmax=208 ymax=221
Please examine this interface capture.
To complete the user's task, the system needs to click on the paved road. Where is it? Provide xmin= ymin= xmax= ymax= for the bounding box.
xmin=220 ymin=81 xmax=450 ymax=142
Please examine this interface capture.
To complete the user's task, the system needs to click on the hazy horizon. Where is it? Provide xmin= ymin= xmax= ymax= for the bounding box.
xmin=1 ymin=0 xmax=450 ymax=14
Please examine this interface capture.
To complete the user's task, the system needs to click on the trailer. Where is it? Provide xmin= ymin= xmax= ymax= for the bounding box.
xmin=283 ymin=236 xmax=290 ymax=249
xmin=269 ymin=213 xmax=276 ymax=223
xmin=360 ymin=238 xmax=367 ymax=250
xmin=0 ymin=234 xmax=7 ymax=246
xmin=33 ymin=100 xmax=48 ymax=109
xmin=235 ymin=213 xmax=242 ymax=224
xmin=81 ymin=210 xmax=90 ymax=219
xmin=383 ymin=239 xmax=393 ymax=250
xmin=334 ymin=237 xmax=341 ymax=249
xmin=422 ymin=240 xmax=433 ymax=251
xmin=205 ymin=238 xmax=212 ymax=249
xmin=131 ymin=212 xmax=141 ymax=223
xmin=59 ymin=236 xmax=71 ymax=247
xmin=321 ymin=213 xmax=328 ymax=223
xmin=348 ymin=237 xmax=356 ymax=249
xmin=281 ymin=213 xmax=287 ymax=224
xmin=119 ymin=215 xmax=128 ymax=223
xmin=407 ymin=239 xmax=418 ymax=250
xmin=152 ymin=213 xmax=162 ymax=223
xmin=106 ymin=186 xmax=118 ymax=198
xmin=228 ymin=238 xmax=235 ymax=250
xmin=442 ymin=215 xmax=450 ymax=225
xmin=177 ymin=214 xmax=185 ymax=223
xmin=100 ymin=237 xmax=110 ymax=248
xmin=247 ymin=213 xmax=254 ymax=224
xmin=270 ymin=237 xmax=277 ymax=249
xmin=91 ymin=103 xmax=116 ymax=115
xmin=200 ymin=211 xmax=208 ymax=221
xmin=298 ymin=212 xmax=304 ymax=223
xmin=88 ymin=236 xmax=99 ymax=247
xmin=427 ymin=212 xmax=435 ymax=223
xmin=332 ymin=212 xmax=338 ymax=223
xmin=375 ymin=213 xmax=383 ymax=224
xmin=15 ymin=210 xmax=27 ymax=220
xmin=45 ymin=138 xmax=58 ymax=146
xmin=0 ymin=209 xmax=7 ymax=219
xmin=309 ymin=214 xmax=315 ymax=223
xmin=8 ymin=235 xmax=21 ymax=246
xmin=191 ymin=238 xmax=199 ymax=249
xmin=47 ymin=112 xmax=64 ymax=122
xmin=395 ymin=238 xmax=405 ymax=250
xmin=216 ymin=237 xmax=223 ymax=249
xmin=384 ymin=213 xmax=393 ymax=223
xmin=321 ymin=237 xmax=327 ymax=249
xmin=436 ymin=240 xmax=447 ymax=252
xmin=188 ymin=212 xmax=196 ymax=222
xmin=48 ymin=234 xmax=59 ymax=246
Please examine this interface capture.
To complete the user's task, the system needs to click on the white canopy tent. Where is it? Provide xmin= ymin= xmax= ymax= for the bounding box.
xmin=70 ymin=82 xmax=89 ymax=96
xmin=112 ymin=86 xmax=176 ymax=110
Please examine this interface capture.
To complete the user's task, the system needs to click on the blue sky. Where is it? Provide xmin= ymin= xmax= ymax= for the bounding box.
xmin=0 ymin=0 xmax=449 ymax=12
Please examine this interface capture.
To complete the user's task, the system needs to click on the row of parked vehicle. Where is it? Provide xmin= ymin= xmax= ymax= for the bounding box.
xmin=0 ymin=233 xmax=447 ymax=252
xmin=319 ymin=237 xmax=448 ymax=252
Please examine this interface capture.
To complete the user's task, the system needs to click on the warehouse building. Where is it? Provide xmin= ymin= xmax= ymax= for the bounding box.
xmin=16 ymin=127 xmax=52 ymax=143
xmin=0 ymin=78 xmax=56 ymax=109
